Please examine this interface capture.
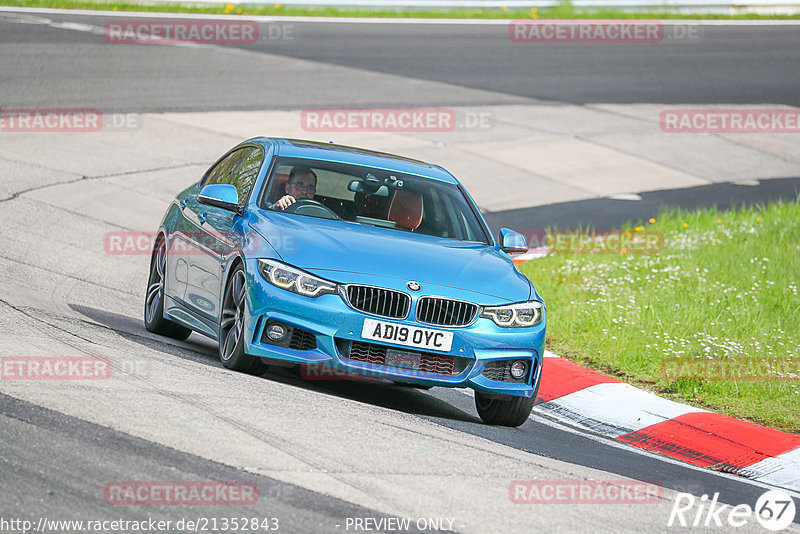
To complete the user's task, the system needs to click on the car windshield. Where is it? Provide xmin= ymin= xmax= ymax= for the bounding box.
xmin=262 ymin=157 xmax=490 ymax=244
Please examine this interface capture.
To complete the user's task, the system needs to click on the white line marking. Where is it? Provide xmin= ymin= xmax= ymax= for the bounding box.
xmin=10 ymin=13 xmax=223 ymax=50
xmin=454 ymin=387 xmax=800 ymax=497
xmin=3 ymin=6 xmax=800 ymax=25
xmin=511 ymin=247 xmax=550 ymax=264
xmin=741 ymin=447 xmax=800 ymax=492
xmin=526 ymin=409 xmax=800 ymax=498
xmin=534 ymin=382 xmax=706 ymax=438
xmin=49 ymin=21 xmax=102 ymax=33
xmin=606 ymin=193 xmax=643 ymax=201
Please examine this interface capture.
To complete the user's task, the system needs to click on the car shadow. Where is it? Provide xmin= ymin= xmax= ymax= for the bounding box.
xmin=68 ymin=303 xmax=222 ymax=369
xmin=68 ymin=304 xmax=479 ymax=424
xmin=282 ymin=371 xmax=480 ymax=424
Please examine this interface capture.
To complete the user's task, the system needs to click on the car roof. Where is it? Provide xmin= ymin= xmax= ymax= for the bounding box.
xmin=245 ymin=137 xmax=460 ymax=185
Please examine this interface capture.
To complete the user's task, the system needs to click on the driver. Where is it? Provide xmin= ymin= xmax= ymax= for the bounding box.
xmin=273 ymin=167 xmax=317 ymax=210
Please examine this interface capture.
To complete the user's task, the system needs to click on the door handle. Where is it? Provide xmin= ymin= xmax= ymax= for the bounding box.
xmin=198 ymin=213 xmax=207 ymax=224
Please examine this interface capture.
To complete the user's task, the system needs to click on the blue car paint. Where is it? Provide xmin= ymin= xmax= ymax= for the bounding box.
xmin=247 ymin=211 xmax=532 ymax=302
xmin=155 ymin=138 xmax=545 ymax=398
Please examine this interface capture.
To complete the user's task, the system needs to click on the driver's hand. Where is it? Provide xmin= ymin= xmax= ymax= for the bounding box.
xmin=274 ymin=195 xmax=296 ymax=210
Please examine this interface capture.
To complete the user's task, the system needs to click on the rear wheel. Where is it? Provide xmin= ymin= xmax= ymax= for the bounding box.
xmin=144 ymin=237 xmax=192 ymax=340
xmin=219 ymin=265 xmax=267 ymax=376
xmin=475 ymin=392 xmax=535 ymax=427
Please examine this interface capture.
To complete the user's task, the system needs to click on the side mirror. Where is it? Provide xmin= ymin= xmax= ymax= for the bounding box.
xmin=198 ymin=184 xmax=240 ymax=213
xmin=499 ymin=228 xmax=528 ymax=254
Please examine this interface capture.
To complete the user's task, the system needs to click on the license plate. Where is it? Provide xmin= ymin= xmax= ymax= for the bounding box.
xmin=385 ymin=349 xmax=421 ymax=370
xmin=361 ymin=318 xmax=453 ymax=352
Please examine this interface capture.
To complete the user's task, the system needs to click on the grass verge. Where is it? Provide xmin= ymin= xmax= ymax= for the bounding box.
xmin=519 ymin=200 xmax=800 ymax=434
xmin=1 ymin=0 xmax=799 ymax=19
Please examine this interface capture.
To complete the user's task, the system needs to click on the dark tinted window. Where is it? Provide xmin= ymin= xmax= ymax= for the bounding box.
xmin=203 ymin=146 xmax=263 ymax=208
xmin=262 ymin=157 xmax=489 ymax=244
xmin=203 ymin=150 xmax=241 ymax=187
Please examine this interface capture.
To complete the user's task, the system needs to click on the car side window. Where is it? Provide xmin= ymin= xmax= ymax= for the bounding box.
xmin=227 ymin=147 xmax=263 ymax=208
xmin=202 ymin=150 xmax=242 ymax=188
xmin=202 ymin=147 xmax=264 ymax=208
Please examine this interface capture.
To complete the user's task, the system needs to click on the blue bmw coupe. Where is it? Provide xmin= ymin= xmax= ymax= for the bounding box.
xmin=145 ymin=138 xmax=545 ymax=426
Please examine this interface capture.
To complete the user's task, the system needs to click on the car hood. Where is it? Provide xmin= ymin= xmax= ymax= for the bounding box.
xmin=249 ymin=212 xmax=532 ymax=302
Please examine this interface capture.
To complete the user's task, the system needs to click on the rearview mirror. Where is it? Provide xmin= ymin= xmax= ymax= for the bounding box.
xmin=198 ymin=184 xmax=240 ymax=213
xmin=347 ymin=180 xmax=389 ymax=197
xmin=500 ymin=228 xmax=528 ymax=254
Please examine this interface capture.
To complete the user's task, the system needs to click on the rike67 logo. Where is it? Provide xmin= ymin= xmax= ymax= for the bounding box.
xmin=668 ymin=490 xmax=796 ymax=531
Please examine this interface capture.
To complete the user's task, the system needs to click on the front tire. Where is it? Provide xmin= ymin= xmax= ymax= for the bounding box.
xmin=218 ymin=265 xmax=267 ymax=376
xmin=475 ymin=392 xmax=535 ymax=427
xmin=144 ymin=237 xmax=192 ymax=341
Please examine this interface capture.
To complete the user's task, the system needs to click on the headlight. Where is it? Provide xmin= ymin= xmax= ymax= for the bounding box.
xmin=481 ymin=301 xmax=543 ymax=327
xmin=258 ymin=259 xmax=338 ymax=298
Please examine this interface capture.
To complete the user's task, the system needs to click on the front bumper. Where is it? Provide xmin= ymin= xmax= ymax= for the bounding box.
xmin=241 ymin=260 xmax=545 ymax=398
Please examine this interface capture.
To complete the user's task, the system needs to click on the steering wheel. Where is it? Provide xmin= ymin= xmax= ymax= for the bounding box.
xmin=282 ymin=199 xmax=341 ymax=220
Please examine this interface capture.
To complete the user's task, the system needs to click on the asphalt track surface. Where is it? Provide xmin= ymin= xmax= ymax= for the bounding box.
xmin=1 ymin=10 xmax=799 ymax=533
xmin=482 ymin=176 xmax=800 ymax=231
xmin=3 ymin=11 xmax=799 ymax=225
xmin=3 ymin=13 xmax=800 ymax=110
